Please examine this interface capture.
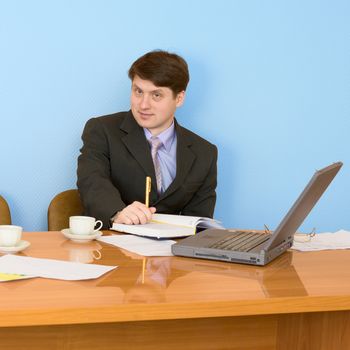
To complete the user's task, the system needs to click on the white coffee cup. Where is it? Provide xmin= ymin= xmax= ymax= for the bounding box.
xmin=69 ymin=216 xmax=103 ymax=235
xmin=0 ymin=225 xmax=23 ymax=247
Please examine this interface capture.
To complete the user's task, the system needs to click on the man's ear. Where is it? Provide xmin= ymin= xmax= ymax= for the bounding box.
xmin=175 ymin=91 xmax=186 ymax=107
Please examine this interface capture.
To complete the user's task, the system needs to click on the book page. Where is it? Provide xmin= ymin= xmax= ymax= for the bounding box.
xmin=151 ymin=213 xmax=201 ymax=227
xmin=112 ymin=222 xmax=195 ymax=238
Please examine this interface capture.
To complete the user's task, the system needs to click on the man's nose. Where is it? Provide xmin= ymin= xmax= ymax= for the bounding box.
xmin=140 ymin=94 xmax=151 ymax=109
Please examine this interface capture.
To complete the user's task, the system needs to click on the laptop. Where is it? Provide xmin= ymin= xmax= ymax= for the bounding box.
xmin=172 ymin=162 xmax=343 ymax=266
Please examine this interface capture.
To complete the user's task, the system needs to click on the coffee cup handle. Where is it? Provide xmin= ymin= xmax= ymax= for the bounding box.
xmin=93 ymin=220 xmax=103 ymax=232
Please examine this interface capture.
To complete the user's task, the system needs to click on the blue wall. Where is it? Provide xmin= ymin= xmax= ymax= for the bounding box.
xmin=1 ymin=0 xmax=349 ymax=232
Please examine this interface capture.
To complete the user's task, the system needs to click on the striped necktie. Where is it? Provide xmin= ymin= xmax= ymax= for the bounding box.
xmin=149 ymin=136 xmax=163 ymax=194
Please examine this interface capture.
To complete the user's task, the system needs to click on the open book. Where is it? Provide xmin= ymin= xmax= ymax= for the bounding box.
xmin=111 ymin=213 xmax=224 ymax=239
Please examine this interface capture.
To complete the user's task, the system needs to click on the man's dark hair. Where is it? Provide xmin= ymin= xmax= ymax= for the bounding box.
xmin=128 ymin=50 xmax=189 ymax=95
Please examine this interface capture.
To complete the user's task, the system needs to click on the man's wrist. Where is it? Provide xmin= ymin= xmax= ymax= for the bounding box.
xmin=110 ymin=211 xmax=120 ymax=226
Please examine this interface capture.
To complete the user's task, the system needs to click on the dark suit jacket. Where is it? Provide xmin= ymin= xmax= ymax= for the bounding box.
xmin=77 ymin=111 xmax=217 ymax=228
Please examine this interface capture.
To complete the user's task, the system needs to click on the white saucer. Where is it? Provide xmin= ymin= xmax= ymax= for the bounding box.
xmin=0 ymin=240 xmax=31 ymax=254
xmin=61 ymin=228 xmax=103 ymax=243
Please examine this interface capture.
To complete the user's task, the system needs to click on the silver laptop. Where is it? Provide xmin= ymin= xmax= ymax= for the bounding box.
xmin=172 ymin=162 xmax=343 ymax=266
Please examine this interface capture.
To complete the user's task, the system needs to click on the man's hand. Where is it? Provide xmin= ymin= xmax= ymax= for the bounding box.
xmin=114 ymin=201 xmax=156 ymax=225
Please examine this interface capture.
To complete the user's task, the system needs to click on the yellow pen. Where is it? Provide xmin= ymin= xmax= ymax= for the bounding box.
xmin=145 ymin=176 xmax=151 ymax=208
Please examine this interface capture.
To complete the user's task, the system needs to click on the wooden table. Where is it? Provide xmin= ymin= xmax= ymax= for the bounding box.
xmin=0 ymin=231 xmax=349 ymax=350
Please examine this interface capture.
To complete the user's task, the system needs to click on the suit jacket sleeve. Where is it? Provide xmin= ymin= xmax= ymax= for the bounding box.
xmin=77 ymin=117 xmax=126 ymax=228
xmin=180 ymin=145 xmax=217 ymax=218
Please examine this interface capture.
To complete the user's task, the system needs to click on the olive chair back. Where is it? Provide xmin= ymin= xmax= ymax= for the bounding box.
xmin=48 ymin=189 xmax=83 ymax=231
xmin=0 ymin=195 xmax=11 ymax=225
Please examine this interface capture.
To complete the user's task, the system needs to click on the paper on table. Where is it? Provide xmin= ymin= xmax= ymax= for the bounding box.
xmin=292 ymin=229 xmax=350 ymax=251
xmin=98 ymin=235 xmax=175 ymax=256
xmin=0 ymin=254 xmax=117 ymax=281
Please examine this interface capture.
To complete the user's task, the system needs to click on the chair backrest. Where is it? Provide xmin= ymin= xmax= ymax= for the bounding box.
xmin=0 ymin=195 xmax=12 ymax=225
xmin=48 ymin=189 xmax=83 ymax=231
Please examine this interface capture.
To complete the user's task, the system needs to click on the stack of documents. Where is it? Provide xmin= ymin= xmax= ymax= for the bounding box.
xmin=292 ymin=229 xmax=350 ymax=251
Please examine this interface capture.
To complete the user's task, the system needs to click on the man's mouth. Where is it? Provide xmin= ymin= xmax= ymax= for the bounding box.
xmin=139 ymin=111 xmax=153 ymax=118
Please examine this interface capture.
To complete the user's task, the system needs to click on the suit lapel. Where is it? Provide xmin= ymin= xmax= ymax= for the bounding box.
xmin=156 ymin=122 xmax=195 ymax=203
xmin=120 ymin=112 xmax=157 ymax=189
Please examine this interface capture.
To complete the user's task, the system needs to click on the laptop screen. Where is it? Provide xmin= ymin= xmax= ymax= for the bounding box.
xmin=265 ymin=162 xmax=342 ymax=250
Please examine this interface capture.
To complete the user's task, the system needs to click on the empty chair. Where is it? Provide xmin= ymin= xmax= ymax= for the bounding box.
xmin=0 ymin=195 xmax=12 ymax=225
xmin=48 ymin=189 xmax=83 ymax=231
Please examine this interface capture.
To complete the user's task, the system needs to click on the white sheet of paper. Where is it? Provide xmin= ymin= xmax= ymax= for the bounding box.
xmin=98 ymin=234 xmax=175 ymax=256
xmin=292 ymin=229 xmax=350 ymax=251
xmin=0 ymin=254 xmax=117 ymax=280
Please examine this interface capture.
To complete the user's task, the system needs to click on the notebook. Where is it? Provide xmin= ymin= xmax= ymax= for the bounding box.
xmin=172 ymin=162 xmax=343 ymax=266
xmin=112 ymin=213 xmax=223 ymax=239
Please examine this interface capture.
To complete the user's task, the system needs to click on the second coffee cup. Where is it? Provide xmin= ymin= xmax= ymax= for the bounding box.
xmin=0 ymin=225 xmax=23 ymax=247
xmin=69 ymin=216 xmax=103 ymax=235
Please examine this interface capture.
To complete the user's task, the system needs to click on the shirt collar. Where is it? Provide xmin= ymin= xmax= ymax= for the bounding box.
xmin=143 ymin=122 xmax=176 ymax=152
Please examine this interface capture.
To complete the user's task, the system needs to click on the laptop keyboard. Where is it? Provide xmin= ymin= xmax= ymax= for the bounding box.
xmin=209 ymin=231 xmax=270 ymax=252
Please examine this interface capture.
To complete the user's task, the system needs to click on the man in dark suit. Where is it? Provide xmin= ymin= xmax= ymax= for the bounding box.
xmin=77 ymin=50 xmax=218 ymax=228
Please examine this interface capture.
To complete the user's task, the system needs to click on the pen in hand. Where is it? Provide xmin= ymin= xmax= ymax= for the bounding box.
xmin=113 ymin=177 xmax=154 ymax=225
xmin=145 ymin=176 xmax=151 ymax=208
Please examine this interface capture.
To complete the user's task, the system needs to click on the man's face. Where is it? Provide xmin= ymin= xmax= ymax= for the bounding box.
xmin=130 ymin=75 xmax=185 ymax=136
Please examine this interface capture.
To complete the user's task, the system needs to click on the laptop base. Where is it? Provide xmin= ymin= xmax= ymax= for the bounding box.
xmin=172 ymin=229 xmax=293 ymax=266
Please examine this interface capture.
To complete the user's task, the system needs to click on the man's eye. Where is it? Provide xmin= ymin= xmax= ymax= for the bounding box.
xmin=153 ymin=92 xmax=162 ymax=100
xmin=135 ymin=88 xmax=143 ymax=96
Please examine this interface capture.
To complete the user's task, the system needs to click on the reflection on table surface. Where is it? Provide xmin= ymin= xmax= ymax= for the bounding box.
xmin=1 ymin=230 xmax=350 ymax=310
